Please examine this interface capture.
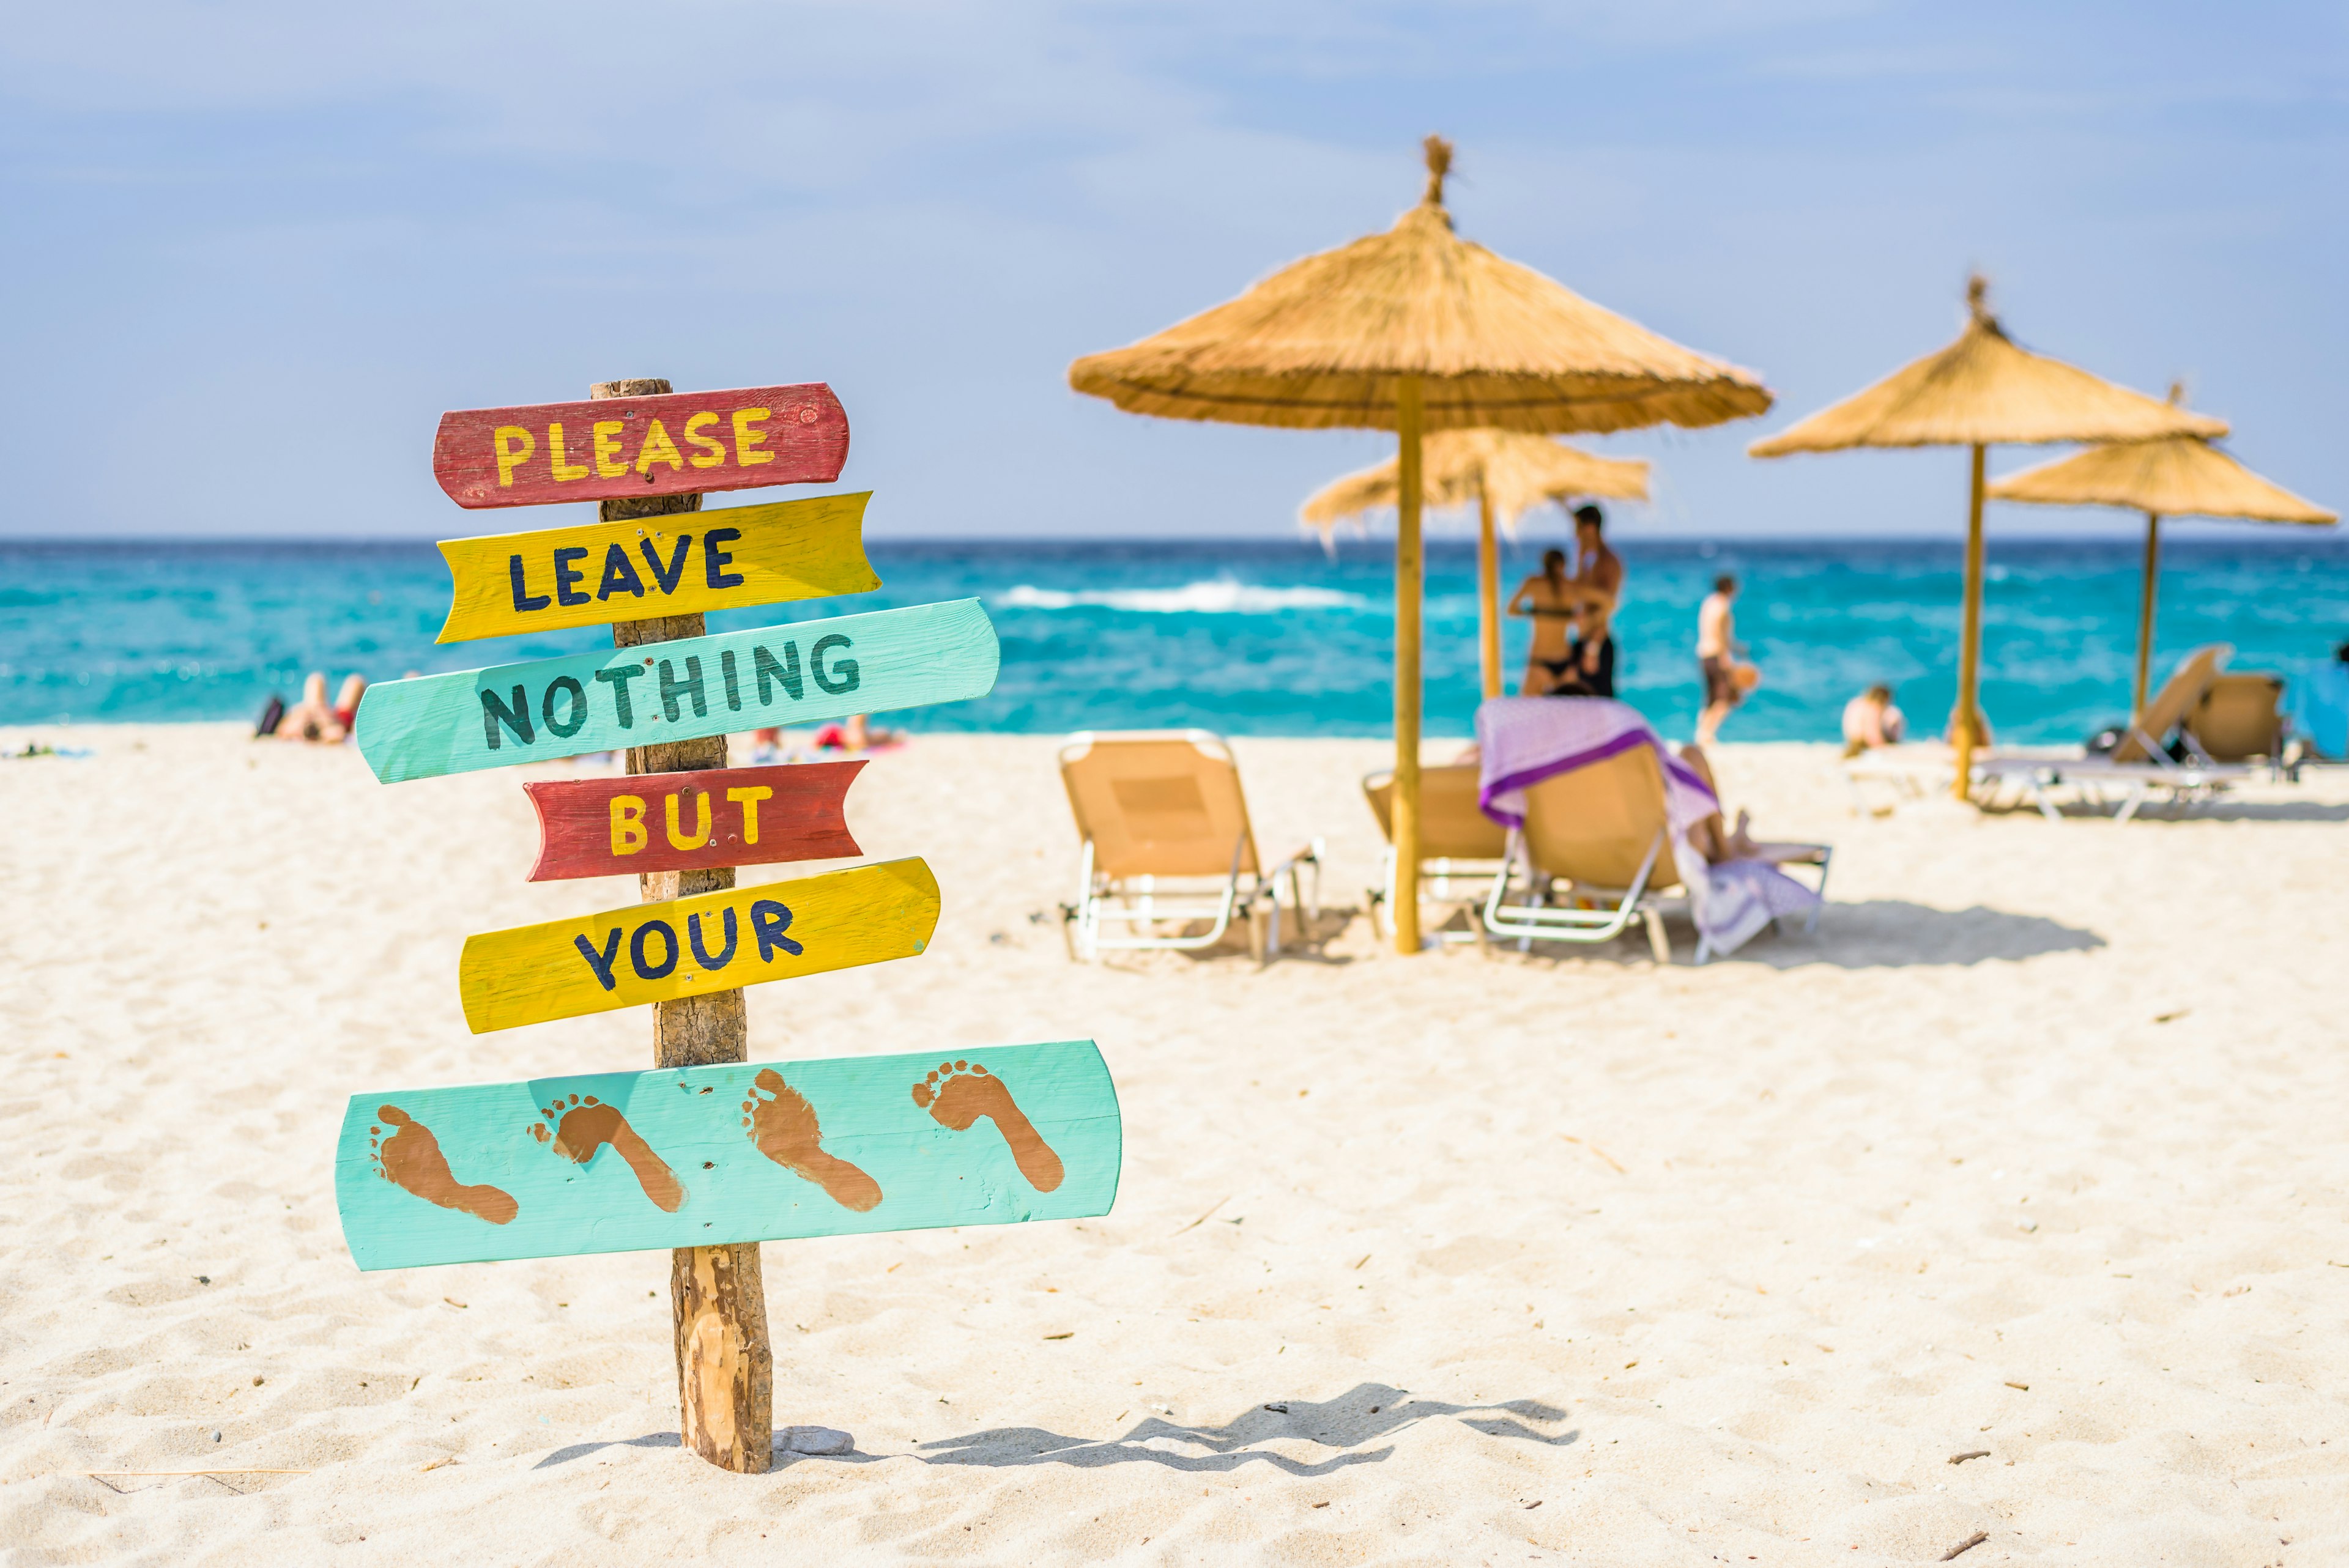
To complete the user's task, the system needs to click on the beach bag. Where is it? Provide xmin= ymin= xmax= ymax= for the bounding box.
xmin=254 ymin=693 xmax=286 ymax=737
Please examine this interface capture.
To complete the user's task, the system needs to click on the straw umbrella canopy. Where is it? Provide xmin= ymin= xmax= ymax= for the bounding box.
xmin=1987 ymin=399 xmax=2334 ymax=717
xmin=1748 ymin=278 xmax=2226 ymax=796
xmin=1299 ymin=431 xmax=1651 ymax=698
xmin=1070 ymin=136 xmax=1771 ymax=953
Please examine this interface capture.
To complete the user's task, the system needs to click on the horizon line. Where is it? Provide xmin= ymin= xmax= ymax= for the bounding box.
xmin=5 ymin=530 xmax=2342 ymax=548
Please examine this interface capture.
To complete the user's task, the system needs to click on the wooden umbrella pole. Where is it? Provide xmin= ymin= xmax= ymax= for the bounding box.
xmin=1951 ymin=442 xmax=1987 ymax=800
xmin=1392 ymin=374 xmax=1425 ymax=954
xmin=593 ymin=377 xmax=774 ymax=1473
xmin=2133 ymin=512 xmax=2162 ymax=722
xmin=1477 ymin=486 xmax=1502 ymax=700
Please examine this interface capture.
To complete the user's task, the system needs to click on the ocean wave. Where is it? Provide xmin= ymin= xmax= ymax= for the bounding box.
xmin=995 ymin=580 xmax=1369 ymax=615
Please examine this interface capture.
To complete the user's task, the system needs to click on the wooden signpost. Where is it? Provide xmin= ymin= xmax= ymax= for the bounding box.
xmin=341 ymin=374 xmax=1112 ymax=1475
xmin=523 ymin=760 xmax=864 ymax=881
xmin=336 ymin=1040 xmax=1120 ymax=1270
xmin=352 ymin=597 xmax=1000 ymax=784
xmin=436 ymin=492 xmax=878 ymax=643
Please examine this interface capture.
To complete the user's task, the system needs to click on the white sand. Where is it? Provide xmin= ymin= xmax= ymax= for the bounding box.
xmin=2 ymin=723 xmax=2345 ymax=1564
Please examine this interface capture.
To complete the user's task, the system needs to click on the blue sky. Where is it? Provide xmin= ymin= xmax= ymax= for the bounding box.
xmin=3 ymin=1 xmax=2342 ymax=539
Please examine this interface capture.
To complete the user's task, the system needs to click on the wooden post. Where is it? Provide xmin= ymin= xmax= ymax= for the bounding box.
xmin=1476 ymin=486 xmax=1501 ymax=701
xmin=1392 ymin=375 xmax=1425 ymax=955
xmin=2132 ymin=512 xmax=2162 ymax=723
xmin=1951 ymin=441 xmax=1987 ymax=801
xmin=595 ymin=377 xmax=774 ymax=1473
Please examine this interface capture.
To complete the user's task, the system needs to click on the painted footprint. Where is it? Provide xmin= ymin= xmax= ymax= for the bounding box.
xmin=911 ymin=1061 xmax=1064 ymax=1193
xmin=742 ymin=1069 xmax=883 ymax=1213
xmin=529 ymin=1093 xmax=686 ymax=1213
xmin=371 ymin=1105 xmax=518 ymax=1225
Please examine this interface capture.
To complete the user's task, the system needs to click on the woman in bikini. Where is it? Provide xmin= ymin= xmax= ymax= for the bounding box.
xmin=1508 ymin=550 xmax=1596 ymax=695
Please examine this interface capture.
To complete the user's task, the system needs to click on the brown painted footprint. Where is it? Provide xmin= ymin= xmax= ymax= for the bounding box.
xmin=742 ymin=1069 xmax=883 ymax=1212
xmin=911 ymin=1060 xmax=1064 ymax=1193
xmin=529 ymin=1093 xmax=686 ymax=1213
xmin=371 ymin=1106 xmax=518 ymax=1225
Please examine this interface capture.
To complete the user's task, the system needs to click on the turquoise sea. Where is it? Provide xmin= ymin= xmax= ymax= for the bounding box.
xmin=6 ymin=536 xmax=2347 ymax=744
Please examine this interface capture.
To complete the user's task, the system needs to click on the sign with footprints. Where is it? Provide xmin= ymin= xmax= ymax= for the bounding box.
xmin=337 ymin=1041 xmax=1120 ymax=1270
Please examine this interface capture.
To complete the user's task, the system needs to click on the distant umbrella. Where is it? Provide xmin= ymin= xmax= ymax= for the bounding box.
xmin=1300 ymin=431 xmax=1650 ymax=699
xmin=1988 ymin=391 xmax=2334 ymax=717
xmin=1071 ymin=136 xmax=1769 ymax=952
xmin=1748 ymin=277 xmax=2225 ymax=796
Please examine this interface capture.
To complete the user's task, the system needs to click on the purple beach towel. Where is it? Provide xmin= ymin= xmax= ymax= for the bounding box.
xmin=1472 ymin=697 xmax=1818 ymax=957
xmin=1473 ymin=697 xmax=1716 ymax=834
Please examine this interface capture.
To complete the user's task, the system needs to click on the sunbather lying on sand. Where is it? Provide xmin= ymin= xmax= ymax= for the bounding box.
xmin=269 ymin=673 xmax=366 ymax=743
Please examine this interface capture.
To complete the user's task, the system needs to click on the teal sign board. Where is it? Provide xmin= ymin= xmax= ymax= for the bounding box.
xmin=352 ymin=597 xmax=1000 ymax=783
xmin=335 ymin=1040 xmax=1119 ymax=1270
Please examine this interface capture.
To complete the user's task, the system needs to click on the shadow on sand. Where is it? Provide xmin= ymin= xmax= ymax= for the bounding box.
xmin=531 ymin=1384 xmax=1573 ymax=1475
xmin=1984 ymin=798 xmax=2349 ymax=825
xmin=1482 ymin=899 xmax=2104 ymax=971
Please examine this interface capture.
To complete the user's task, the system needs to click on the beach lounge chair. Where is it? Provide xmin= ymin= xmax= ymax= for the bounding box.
xmin=1058 ymin=730 xmax=1321 ymax=963
xmin=1972 ymin=646 xmax=2252 ymax=820
xmin=2186 ymin=672 xmax=2286 ymax=763
xmin=1362 ymin=763 xmax=1508 ymax=944
xmin=1479 ymin=742 xmax=1831 ymax=964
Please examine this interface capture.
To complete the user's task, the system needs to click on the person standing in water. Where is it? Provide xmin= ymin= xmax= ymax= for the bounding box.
xmin=1696 ymin=574 xmax=1746 ymax=745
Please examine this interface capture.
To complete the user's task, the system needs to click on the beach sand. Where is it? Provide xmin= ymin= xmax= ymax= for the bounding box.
xmin=2 ymin=722 xmax=2344 ymax=1564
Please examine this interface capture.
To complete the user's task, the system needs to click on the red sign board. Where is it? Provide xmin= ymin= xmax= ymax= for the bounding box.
xmin=433 ymin=384 xmax=850 ymax=509
xmin=522 ymin=761 xmax=864 ymax=882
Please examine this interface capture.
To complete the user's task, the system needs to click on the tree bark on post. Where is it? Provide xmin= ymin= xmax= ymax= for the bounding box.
xmin=593 ymin=376 xmax=774 ymax=1473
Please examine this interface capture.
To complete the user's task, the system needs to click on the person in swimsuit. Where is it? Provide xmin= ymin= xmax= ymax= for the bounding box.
xmin=269 ymin=671 xmax=366 ymax=742
xmin=1570 ymin=504 xmax=1624 ymax=638
xmin=1696 ymin=574 xmax=1745 ymax=745
xmin=1508 ymin=549 xmax=1584 ymax=694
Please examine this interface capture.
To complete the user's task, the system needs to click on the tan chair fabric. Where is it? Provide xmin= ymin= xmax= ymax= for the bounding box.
xmin=1059 ymin=733 xmax=1258 ymax=879
xmin=2187 ymin=672 xmax=2284 ymax=761
xmin=1362 ymin=764 xmax=1507 ymax=860
xmin=2113 ymin=644 xmax=2230 ymax=762
xmin=1518 ymin=745 xmax=1686 ymax=893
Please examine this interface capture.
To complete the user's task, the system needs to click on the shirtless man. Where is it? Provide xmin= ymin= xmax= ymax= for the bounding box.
xmin=1695 ymin=574 xmax=1743 ymax=745
xmin=1569 ymin=505 xmax=1624 ymax=641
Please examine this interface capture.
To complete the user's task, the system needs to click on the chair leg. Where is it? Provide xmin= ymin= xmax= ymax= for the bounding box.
xmin=1644 ymin=906 xmax=1671 ymax=964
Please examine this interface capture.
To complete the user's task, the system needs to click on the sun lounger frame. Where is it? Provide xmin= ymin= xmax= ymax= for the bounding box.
xmin=1359 ymin=766 xmax=1510 ymax=946
xmin=1057 ymin=730 xmax=1321 ymax=964
xmin=1480 ymin=824 xmax=1682 ymax=961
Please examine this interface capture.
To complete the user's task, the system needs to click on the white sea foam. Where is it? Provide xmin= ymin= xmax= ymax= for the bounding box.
xmin=994 ymin=579 xmax=1368 ymax=615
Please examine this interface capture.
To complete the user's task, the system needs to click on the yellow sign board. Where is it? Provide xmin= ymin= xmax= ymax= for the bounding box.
xmin=456 ymin=857 xmax=938 ymax=1032
xmin=435 ymin=492 xmax=877 ymax=643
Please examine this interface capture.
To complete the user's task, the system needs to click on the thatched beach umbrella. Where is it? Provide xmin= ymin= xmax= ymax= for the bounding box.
xmin=1988 ymin=394 xmax=2334 ymax=718
xmin=1070 ymin=137 xmax=1770 ymax=952
xmin=1748 ymin=278 xmax=2225 ymax=796
xmin=1299 ymin=431 xmax=1650 ymax=700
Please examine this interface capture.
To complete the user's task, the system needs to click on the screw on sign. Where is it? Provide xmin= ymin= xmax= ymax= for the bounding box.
xmin=344 ymin=376 xmax=1118 ymax=1473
